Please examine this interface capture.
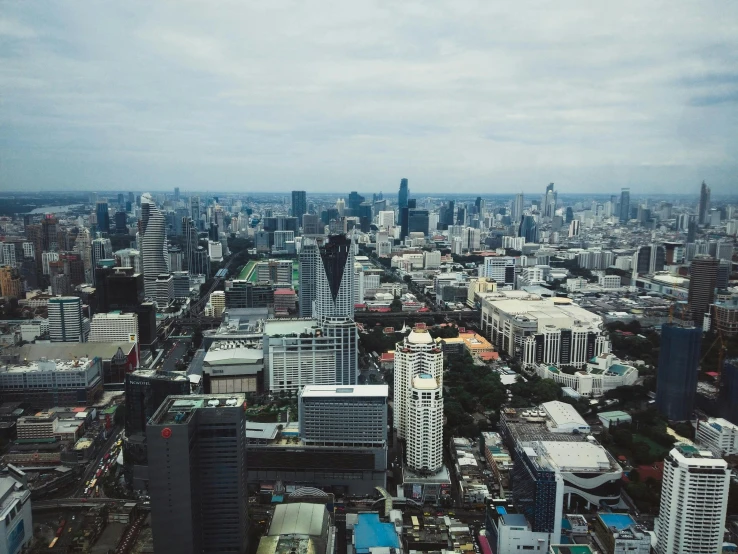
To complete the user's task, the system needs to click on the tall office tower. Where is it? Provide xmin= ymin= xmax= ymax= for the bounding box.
xmin=398 ymin=178 xmax=409 ymax=209
xmin=687 ymin=215 xmax=698 ymax=242
xmin=407 ymin=374 xmax=443 ymax=474
xmin=189 ymin=196 xmax=201 ymax=230
xmin=542 ymin=183 xmax=557 ymax=218
xmin=298 ymin=384 xmax=388 ymax=447
xmin=139 ymin=193 xmax=169 ymax=298
xmin=347 ymin=191 xmax=365 ymax=214
xmin=474 ymin=196 xmax=485 ymax=216
xmin=314 ymin=234 xmax=355 ymax=320
xmin=315 ymin=234 xmax=358 ymax=385
xmin=48 ymin=296 xmax=86 ymax=342
xmin=655 ymin=444 xmax=729 ymax=554
xmin=335 ymin=198 xmax=346 ymax=217
xmin=400 ymin=207 xmax=409 ymax=240
xmin=174 ymin=187 xmax=180 ymax=201
xmin=393 ymin=328 xmax=443 ymax=442
xmin=511 ymin=193 xmax=524 ymax=224
xmin=114 ymin=211 xmax=128 ymax=234
xmin=698 ymin=180 xmax=711 ymax=225
xmin=655 ymin=323 xmax=701 ymax=421
xmin=518 ymin=215 xmax=539 ymax=243
xmin=147 ymin=394 xmax=248 ymax=554
xmin=182 ymin=217 xmax=199 ymax=274
xmin=688 ymin=255 xmax=719 ymax=327
xmin=96 ymin=201 xmax=110 ymax=233
xmin=291 ymin=190 xmax=307 ymax=222
xmin=298 ymin=239 xmax=319 ymax=317
xmin=619 ymin=187 xmax=630 ymax=223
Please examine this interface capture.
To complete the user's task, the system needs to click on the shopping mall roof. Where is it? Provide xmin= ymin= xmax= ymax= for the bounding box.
xmin=268 ymin=503 xmax=329 ymax=537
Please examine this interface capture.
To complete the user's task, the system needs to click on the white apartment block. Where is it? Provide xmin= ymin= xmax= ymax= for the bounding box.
xmin=424 ymin=250 xmax=441 ymax=269
xmin=377 ymin=211 xmax=395 ymax=228
xmin=407 ymin=374 xmax=443 ymax=474
xmin=696 ymin=418 xmax=738 ymax=457
xmin=481 ymin=256 xmax=516 ymax=285
xmin=598 ymin=275 xmax=621 ymax=289
xmin=89 ymin=312 xmax=138 ymax=343
xmin=655 ymin=444 xmax=729 ymax=554
xmin=393 ymin=328 xmax=444 ymax=442
xmin=208 ymin=291 xmax=226 ymax=318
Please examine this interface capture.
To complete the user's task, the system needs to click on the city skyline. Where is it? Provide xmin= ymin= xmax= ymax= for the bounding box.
xmin=1 ymin=2 xmax=737 ymax=193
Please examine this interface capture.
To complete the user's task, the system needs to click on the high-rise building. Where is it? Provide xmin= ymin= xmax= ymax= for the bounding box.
xmin=174 ymin=187 xmax=180 ymax=201
xmin=96 ymin=201 xmax=110 ymax=233
xmin=481 ymin=256 xmax=516 ymax=286
xmin=147 ymin=394 xmax=248 ymax=554
xmin=619 ymin=188 xmax=630 ymax=223
xmin=408 ymin=209 xmax=429 ymax=235
xmin=189 ymin=196 xmax=201 ymax=230
xmin=511 ymin=193 xmax=524 ymax=224
xmin=698 ymin=180 xmax=711 ymax=225
xmin=89 ymin=312 xmax=138 ymax=343
xmin=393 ymin=327 xmax=443 ymax=443
xmin=688 ymin=255 xmax=719 ymax=327
xmin=635 ymin=244 xmax=665 ymax=275
xmin=0 ymin=468 xmax=33 ymax=554
xmin=518 ymin=215 xmax=538 ymax=243
xmin=407 ymin=374 xmax=443 ymax=474
xmin=655 ymin=323 xmax=701 ymax=421
xmin=302 ymin=213 xmax=321 ymax=235
xmin=298 ymin=239 xmax=319 ymax=318
xmin=140 ymin=193 xmax=169 ymax=298
xmin=48 ymin=296 xmax=87 ymax=342
xmin=314 ymin=234 xmax=355 ymax=320
xmin=291 ymin=190 xmax=307 ymax=222
xmin=655 ymin=444 xmax=729 ymax=554
xmin=398 ymin=178 xmax=409 ymax=209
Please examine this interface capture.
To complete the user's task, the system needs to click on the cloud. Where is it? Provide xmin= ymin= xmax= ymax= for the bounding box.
xmin=0 ymin=0 xmax=737 ymax=194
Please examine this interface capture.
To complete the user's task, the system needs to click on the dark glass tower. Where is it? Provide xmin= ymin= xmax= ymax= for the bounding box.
xmin=698 ymin=180 xmax=711 ymax=225
xmin=291 ymin=190 xmax=307 ymax=221
xmin=655 ymin=323 xmax=702 ymax=421
xmin=398 ymin=178 xmax=409 ymax=209
xmin=619 ymin=188 xmax=630 ymax=223
xmin=96 ymin=201 xmax=110 ymax=233
xmin=518 ymin=215 xmax=539 ymax=243
xmin=688 ymin=255 xmax=719 ymax=327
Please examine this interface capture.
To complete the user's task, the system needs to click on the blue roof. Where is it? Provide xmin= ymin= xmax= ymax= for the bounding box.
xmin=599 ymin=513 xmax=636 ymax=530
xmin=608 ymin=364 xmax=629 ymax=375
xmin=496 ymin=506 xmax=507 ymax=515
xmin=500 ymin=514 xmax=528 ymax=527
xmin=354 ymin=513 xmax=400 ymax=554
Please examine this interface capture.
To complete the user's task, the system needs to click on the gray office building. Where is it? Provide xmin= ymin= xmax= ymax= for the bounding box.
xmin=298 ymin=385 xmax=388 ymax=447
xmin=147 ymin=394 xmax=248 ymax=554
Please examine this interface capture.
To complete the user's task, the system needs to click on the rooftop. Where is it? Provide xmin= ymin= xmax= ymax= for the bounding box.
xmin=4 ymin=342 xmax=135 ymax=362
xmin=268 ymin=503 xmax=329 ymax=537
xmin=128 ymin=369 xmax=188 ymax=382
xmin=598 ymin=513 xmax=637 ymax=531
xmin=407 ymin=328 xmax=433 ymax=344
xmin=413 ymin=374 xmax=439 ymax=390
xmin=533 ymin=441 xmax=616 ymax=472
xmin=550 ymin=547 xmax=594 ymax=554
xmin=542 ymin=401 xmax=588 ymax=429
xmin=149 ymin=394 xmax=246 ymax=426
xmin=354 ymin=512 xmax=400 ymax=553
xmin=300 ymin=385 xmax=388 ymax=398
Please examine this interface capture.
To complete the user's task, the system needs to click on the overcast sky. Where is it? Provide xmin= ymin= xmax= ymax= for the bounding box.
xmin=1 ymin=1 xmax=737 ymax=195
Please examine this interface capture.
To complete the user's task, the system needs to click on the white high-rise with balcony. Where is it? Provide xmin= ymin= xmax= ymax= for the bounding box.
xmin=655 ymin=444 xmax=729 ymax=554
xmin=393 ymin=327 xmax=443 ymax=463
xmin=407 ymin=374 xmax=443 ymax=474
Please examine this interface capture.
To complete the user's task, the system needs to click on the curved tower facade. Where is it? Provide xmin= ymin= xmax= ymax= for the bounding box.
xmin=407 ymin=374 xmax=443 ymax=474
xmin=140 ymin=193 xmax=169 ymax=299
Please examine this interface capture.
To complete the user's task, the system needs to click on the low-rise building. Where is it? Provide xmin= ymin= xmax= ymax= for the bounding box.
xmin=598 ymin=411 xmax=632 ymax=429
xmin=535 ymin=354 xmax=638 ymax=398
xmin=593 ymin=513 xmax=650 ymax=554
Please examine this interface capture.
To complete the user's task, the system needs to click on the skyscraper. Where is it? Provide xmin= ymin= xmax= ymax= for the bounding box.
xmin=634 ymin=244 xmax=665 ymax=275
xmin=398 ymin=178 xmax=409 ymax=209
xmin=655 ymin=323 xmax=701 ymax=421
xmin=542 ymin=183 xmax=557 ymax=218
xmin=518 ymin=215 xmax=539 ymax=243
xmin=655 ymin=444 xmax=729 ymax=554
xmin=139 ymin=193 xmax=169 ymax=298
xmin=407 ymin=373 xmax=443 ymax=474
xmin=189 ymin=196 xmax=201 ymax=230
xmin=698 ymin=180 xmax=711 ymax=225
xmin=48 ymin=296 xmax=86 ymax=342
xmin=298 ymin=239 xmax=319 ymax=318
xmin=619 ymin=187 xmax=630 ymax=223
xmin=147 ymin=394 xmax=248 ymax=554
xmin=291 ymin=190 xmax=307 ymax=222
xmin=96 ymin=201 xmax=110 ymax=233
xmin=174 ymin=187 xmax=180 ymax=201
xmin=511 ymin=193 xmax=524 ymax=224
xmin=408 ymin=209 xmax=429 ymax=235
xmin=314 ymin=234 xmax=355 ymax=320
xmin=688 ymin=255 xmax=719 ymax=327
xmin=393 ymin=327 xmax=443 ymax=447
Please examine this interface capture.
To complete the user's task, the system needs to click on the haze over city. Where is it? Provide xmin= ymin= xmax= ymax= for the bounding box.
xmin=2 ymin=1 xmax=737 ymax=193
